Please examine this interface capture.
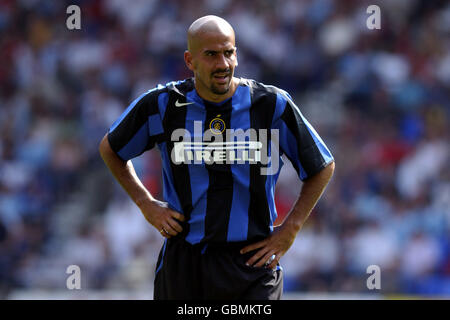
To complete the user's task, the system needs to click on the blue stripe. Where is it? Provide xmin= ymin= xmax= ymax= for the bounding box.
xmin=148 ymin=114 xmax=164 ymax=136
xmin=156 ymin=92 xmax=171 ymax=216
xmin=185 ymin=89 xmax=209 ymax=244
xmin=155 ymin=239 xmax=167 ymax=275
xmin=157 ymin=92 xmax=169 ymax=120
xmin=264 ymin=142 xmax=283 ymax=232
xmin=280 ymin=93 xmax=334 ymax=165
xmin=159 ymin=142 xmax=183 ymax=213
xmin=117 ymin=122 xmax=148 ymax=160
xmin=263 ymin=93 xmax=290 ymax=230
xmin=227 ymin=85 xmax=251 ymax=242
xmin=273 ymin=93 xmax=287 ymax=126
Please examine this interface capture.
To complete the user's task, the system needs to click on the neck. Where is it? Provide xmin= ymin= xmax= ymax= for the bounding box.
xmin=194 ymin=77 xmax=239 ymax=103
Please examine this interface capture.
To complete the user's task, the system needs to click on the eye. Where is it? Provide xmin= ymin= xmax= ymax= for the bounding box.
xmin=205 ymin=51 xmax=216 ymax=56
xmin=225 ymin=50 xmax=234 ymax=57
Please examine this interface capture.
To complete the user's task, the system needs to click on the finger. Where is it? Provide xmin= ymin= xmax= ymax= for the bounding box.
xmin=162 ymin=223 xmax=178 ymax=237
xmin=162 ymin=232 xmax=170 ymax=239
xmin=267 ymin=254 xmax=280 ymax=270
xmin=167 ymin=217 xmax=183 ymax=233
xmin=246 ymin=247 xmax=270 ymax=267
xmin=171 ymin=211 xmax=185 ymax=222
xmin=158 ymin=226 xmax=171 ymax=238
xmin=254 ymin=251 xmax=276 ymax=268
xmin=240 ymin=240 xmax=267 ymax=254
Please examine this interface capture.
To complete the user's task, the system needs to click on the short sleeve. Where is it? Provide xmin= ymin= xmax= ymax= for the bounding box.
xmin=107 ymin=89 xmax=165 ymax=161
xmin=273 ymin=91 xmax=334 ymax=181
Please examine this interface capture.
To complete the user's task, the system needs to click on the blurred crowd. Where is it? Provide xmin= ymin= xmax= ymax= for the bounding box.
xmin=0 ymin=0 xmax=449 ymax=298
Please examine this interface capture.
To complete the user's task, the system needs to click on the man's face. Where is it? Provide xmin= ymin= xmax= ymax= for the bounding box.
xmin=186 ymin=32 xmax=237 ymax=97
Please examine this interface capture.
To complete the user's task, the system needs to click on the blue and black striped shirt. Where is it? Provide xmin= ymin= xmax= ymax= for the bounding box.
xmin=108 ymin=78 xmax=333 ymax=245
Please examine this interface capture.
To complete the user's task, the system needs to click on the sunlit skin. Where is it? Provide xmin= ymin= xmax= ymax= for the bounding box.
xmin=184 ymin=15 xmax=239 ymax=103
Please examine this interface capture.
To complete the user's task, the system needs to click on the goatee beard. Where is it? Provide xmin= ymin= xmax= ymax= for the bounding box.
xmin=210 ymin=84 xmax=230 ymax=95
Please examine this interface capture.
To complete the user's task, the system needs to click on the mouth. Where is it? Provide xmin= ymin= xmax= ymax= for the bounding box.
xmin=212 ymin=73 xmax=230 ymax=84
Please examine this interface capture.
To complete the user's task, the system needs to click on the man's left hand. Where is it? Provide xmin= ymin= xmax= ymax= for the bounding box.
xmin=240 ymin=222 xmax=298 ymax=270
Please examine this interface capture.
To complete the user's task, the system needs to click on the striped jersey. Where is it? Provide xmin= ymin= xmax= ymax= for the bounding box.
xmin=107 ymin=77 xmax=334 ymax=245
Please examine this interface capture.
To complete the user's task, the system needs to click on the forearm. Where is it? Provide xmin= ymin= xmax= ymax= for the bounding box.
xmin=99 ymin=134 xmax=185 ymax=236
xmin=98 ymin=134 xmax=155 ymax=209
xmin=283 ymin=161 xmax=335 ymax=233
xmin=241 ymin=161 xmax=335 ymax=267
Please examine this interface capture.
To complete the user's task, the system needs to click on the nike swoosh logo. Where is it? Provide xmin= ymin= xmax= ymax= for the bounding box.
xmin=175 ymin=99 xmax=195 ymax=107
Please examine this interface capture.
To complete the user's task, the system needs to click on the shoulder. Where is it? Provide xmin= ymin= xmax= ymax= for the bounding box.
xmin=240 ymin=78 xmax=287 ymax=96
xmin=240 ymin=78 xmax=291 ymax=102
xmin=140 ymin=78 xmax=195 ymax=100
xmin=164 ymin=78 xmax=195 ymax=95
xmin=131 ymin=78 xmax=194 ymax=113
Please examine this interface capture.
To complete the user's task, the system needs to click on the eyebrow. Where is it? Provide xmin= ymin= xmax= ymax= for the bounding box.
xmin=203 ymin=48 xmax=236 ymax=54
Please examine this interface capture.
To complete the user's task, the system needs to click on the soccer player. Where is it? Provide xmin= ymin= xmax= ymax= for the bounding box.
xmin=99 ymin=15 xmax=335 ymax=300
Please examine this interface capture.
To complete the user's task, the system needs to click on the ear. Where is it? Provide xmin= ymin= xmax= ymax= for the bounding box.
xmin=184 ymin=50 xmax=195 ymax=72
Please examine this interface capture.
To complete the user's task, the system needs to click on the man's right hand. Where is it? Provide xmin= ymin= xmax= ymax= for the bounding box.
xmin=139 ymin=199 xmax=185 ymax=238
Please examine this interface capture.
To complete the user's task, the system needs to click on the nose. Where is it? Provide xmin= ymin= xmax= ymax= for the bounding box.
xmin=215 ymin=53 xmax=229 ymax=70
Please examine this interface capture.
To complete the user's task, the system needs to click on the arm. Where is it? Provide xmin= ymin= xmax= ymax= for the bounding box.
xmin=282 ymin=161 xmax=335 ymax=232
xmin=99 ymin=133 xmax=184 ymax=238
xmin=241 ymin=161 xmax=335 ymax=268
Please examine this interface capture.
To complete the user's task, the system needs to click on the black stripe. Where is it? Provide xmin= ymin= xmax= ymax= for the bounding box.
xmin=280 ymin=100 xmax=326 ymax=178
xmin=163 ymin=84 xmax=194 ymax=236
xmin=247 ymin=81 xmax=278 ymax=240
xmin=203 ymin=99 xmax=234 ymax=243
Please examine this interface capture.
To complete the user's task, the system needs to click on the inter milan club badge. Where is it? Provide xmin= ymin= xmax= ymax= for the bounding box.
xmin=209 ymin=117 xmax=226 ymax=134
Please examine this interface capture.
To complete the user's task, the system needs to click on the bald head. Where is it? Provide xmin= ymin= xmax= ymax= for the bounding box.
xmin=184 ymin=15 xmax=238 ymax=102
xmin=187 ymin=15 xmax=235 ymax=53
